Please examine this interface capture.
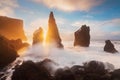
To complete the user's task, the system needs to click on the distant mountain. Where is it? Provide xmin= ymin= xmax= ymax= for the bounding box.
xmin=0 ymin=16 xmax=27 ymax=41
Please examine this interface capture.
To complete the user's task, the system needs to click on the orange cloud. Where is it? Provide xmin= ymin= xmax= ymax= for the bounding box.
xmin=32 ymin=0 xmax=104 ymax=12
xmin=0 ymin=0 xmax=19 ymax=16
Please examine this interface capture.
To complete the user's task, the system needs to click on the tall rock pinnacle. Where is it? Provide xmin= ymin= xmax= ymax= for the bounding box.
xmin=46 ymin=12 xmax=63 ymax=48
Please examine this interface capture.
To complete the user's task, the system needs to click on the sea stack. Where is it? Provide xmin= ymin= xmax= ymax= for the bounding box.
xmin=104 ymin=40 xmax=118 ymax=53
xmin=74 ymin=25 xmax=90 ymax=47
xmin=0 ymin=16 xmax=27 ymax=41
xmin=46 ymin=12 xmax=63 ymax=48
xmin=32 ymin=27 xmax=44 ymax=45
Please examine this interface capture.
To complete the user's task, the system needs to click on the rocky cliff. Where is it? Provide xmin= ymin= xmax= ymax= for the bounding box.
xmin=0 ymin=16 xmax=27 ymax=41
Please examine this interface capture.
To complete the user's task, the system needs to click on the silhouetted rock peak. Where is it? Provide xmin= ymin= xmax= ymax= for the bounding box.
xmin=0 ymin=16 xmax=27 ymax=41
xmin=46 ymin=12 xmax=63 ymax=48
xmin=32 ymin=27 xmax=44 ymax=45
xmin=49 ymin=11 xmax=54 ymax=19
xmin=74 ymin=25 xmax=90 ymax=47
xmin=104 ymin=40 xmax=118 ymax=53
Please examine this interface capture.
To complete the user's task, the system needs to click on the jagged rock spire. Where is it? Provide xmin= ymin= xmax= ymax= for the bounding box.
xmin=46 ymin=12 xmax=63 ymax=48
xmin=32 ymin=27 xmax=44 ymax=45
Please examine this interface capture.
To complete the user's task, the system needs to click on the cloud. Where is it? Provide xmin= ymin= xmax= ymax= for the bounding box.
xmin=0 ymin=0 xmax=19 ymax=16
xmin=31 ymin=0 xmax=104 ymax=12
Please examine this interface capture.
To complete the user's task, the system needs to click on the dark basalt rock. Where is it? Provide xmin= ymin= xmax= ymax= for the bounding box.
xmin=12 ymin=60 xmax=53 ymax=80
xmin=12 ymin=59 xmax=119 ymax=80
xmin=74 ymin=25 xmax=90 ymax=47
xmin=54 ymin=68 xmax=75 ymax=80
xmin=0 ymin=35 xmax=18 ymax=70
xmin=46 ymin=12 xmax=63 ymax=48
xmin=71 ymin=65 xmax=84 ymax=80
xmin=83 ymin=61 xmax=111 ymax=80
xmin=32 ymin=27 xmax=44 ymax=45
xmin=104 ymin=40 xmax=118 ymax=53
xmin=111 ymin=69 xmax=120 ymax=80
xmin=84 ymin=61 xmax=106 ymax=75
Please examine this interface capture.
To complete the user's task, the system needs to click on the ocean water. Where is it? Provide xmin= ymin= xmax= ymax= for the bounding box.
xmin=2 ymin=41 xmax=120 ymax=80
xmin=23 ymin=41 xmax=120 ymax=69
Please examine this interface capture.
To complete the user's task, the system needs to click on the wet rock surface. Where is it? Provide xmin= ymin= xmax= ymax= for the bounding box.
xmin=12 ymin=59 xmax=54 ymax=80
xmin=11 ymin=59 xmax=120 ymax=80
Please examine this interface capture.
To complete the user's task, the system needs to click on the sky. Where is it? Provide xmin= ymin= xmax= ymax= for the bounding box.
xmin=0 ymin=0 xmax=120 ymax=41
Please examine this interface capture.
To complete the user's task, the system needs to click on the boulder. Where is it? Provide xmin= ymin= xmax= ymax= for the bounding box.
xmin=83 ymin=61 xmax=110 ymax=80
xmin=46 ymin=12 xmax=63 ymax=48
xmin=54 ymin=68 xmax=75 ymax=80
xmin=74 ymin=25 xmax=90 ymax=47
xmin=0 ymin=16 xmax=27 ymax=41
xmin=12 ymin=59 xmax=114 ymax=80
xmin=70 ymin=65 xmax=84 ymax=80
xmin=0 ymin=35 xmax=18 ymax=69
xmin=12 ymin=60 xmax=53 ymax=80
xmin=104 ymin=40 xmax=118 ymax=53
xmin=32 ymin=27 xmax=44 ymax=45
xmin=111 ymin=69 xmax=120 ymax=80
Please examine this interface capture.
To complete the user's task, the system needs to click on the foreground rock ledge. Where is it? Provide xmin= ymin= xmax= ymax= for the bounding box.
xmin=0 ymin=35 xmax=19 ymax=69
xmin=12 ymin=59 xmax=120 ymax=80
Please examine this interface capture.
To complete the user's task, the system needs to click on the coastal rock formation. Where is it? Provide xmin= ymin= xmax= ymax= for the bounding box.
xmin=0 ymin=16 xmax=27 ymax=41
xmin=32 ymin=27 xmax=44 ymax=45
xmin=111 ymin=69 xmax=120 ymax=80
xmin=0 ymin=35 xmax=18 ymax=69
xmin=74 ymin=25 xmax=90 ymax=47
xmin=104 ymin=40 xmax=118 ymax=53
xmin=46 ymin=12 xmax=63 ymax=48
xmin=55 ymin=68 xmax=75 ymax=80
xmin=10 ymin=39 xmax=29 ymax=51
xmin=12 ymin=60 xmax=113 ymax=80
xmin=82 ymin=61 xmax=110 ymax=80
xmin=0 ymin=35 xmax=29 ymax=51
xmin=12 ymin=60 xmax=53 ymax=80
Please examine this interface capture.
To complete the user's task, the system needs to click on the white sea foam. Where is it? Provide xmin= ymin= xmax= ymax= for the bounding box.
xmin=22 ymin=41 xmax=120 ymax=69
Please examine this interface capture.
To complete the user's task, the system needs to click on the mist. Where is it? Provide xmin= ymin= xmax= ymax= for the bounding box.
xmin=21 ymin=41 xmax=120 ymax=69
